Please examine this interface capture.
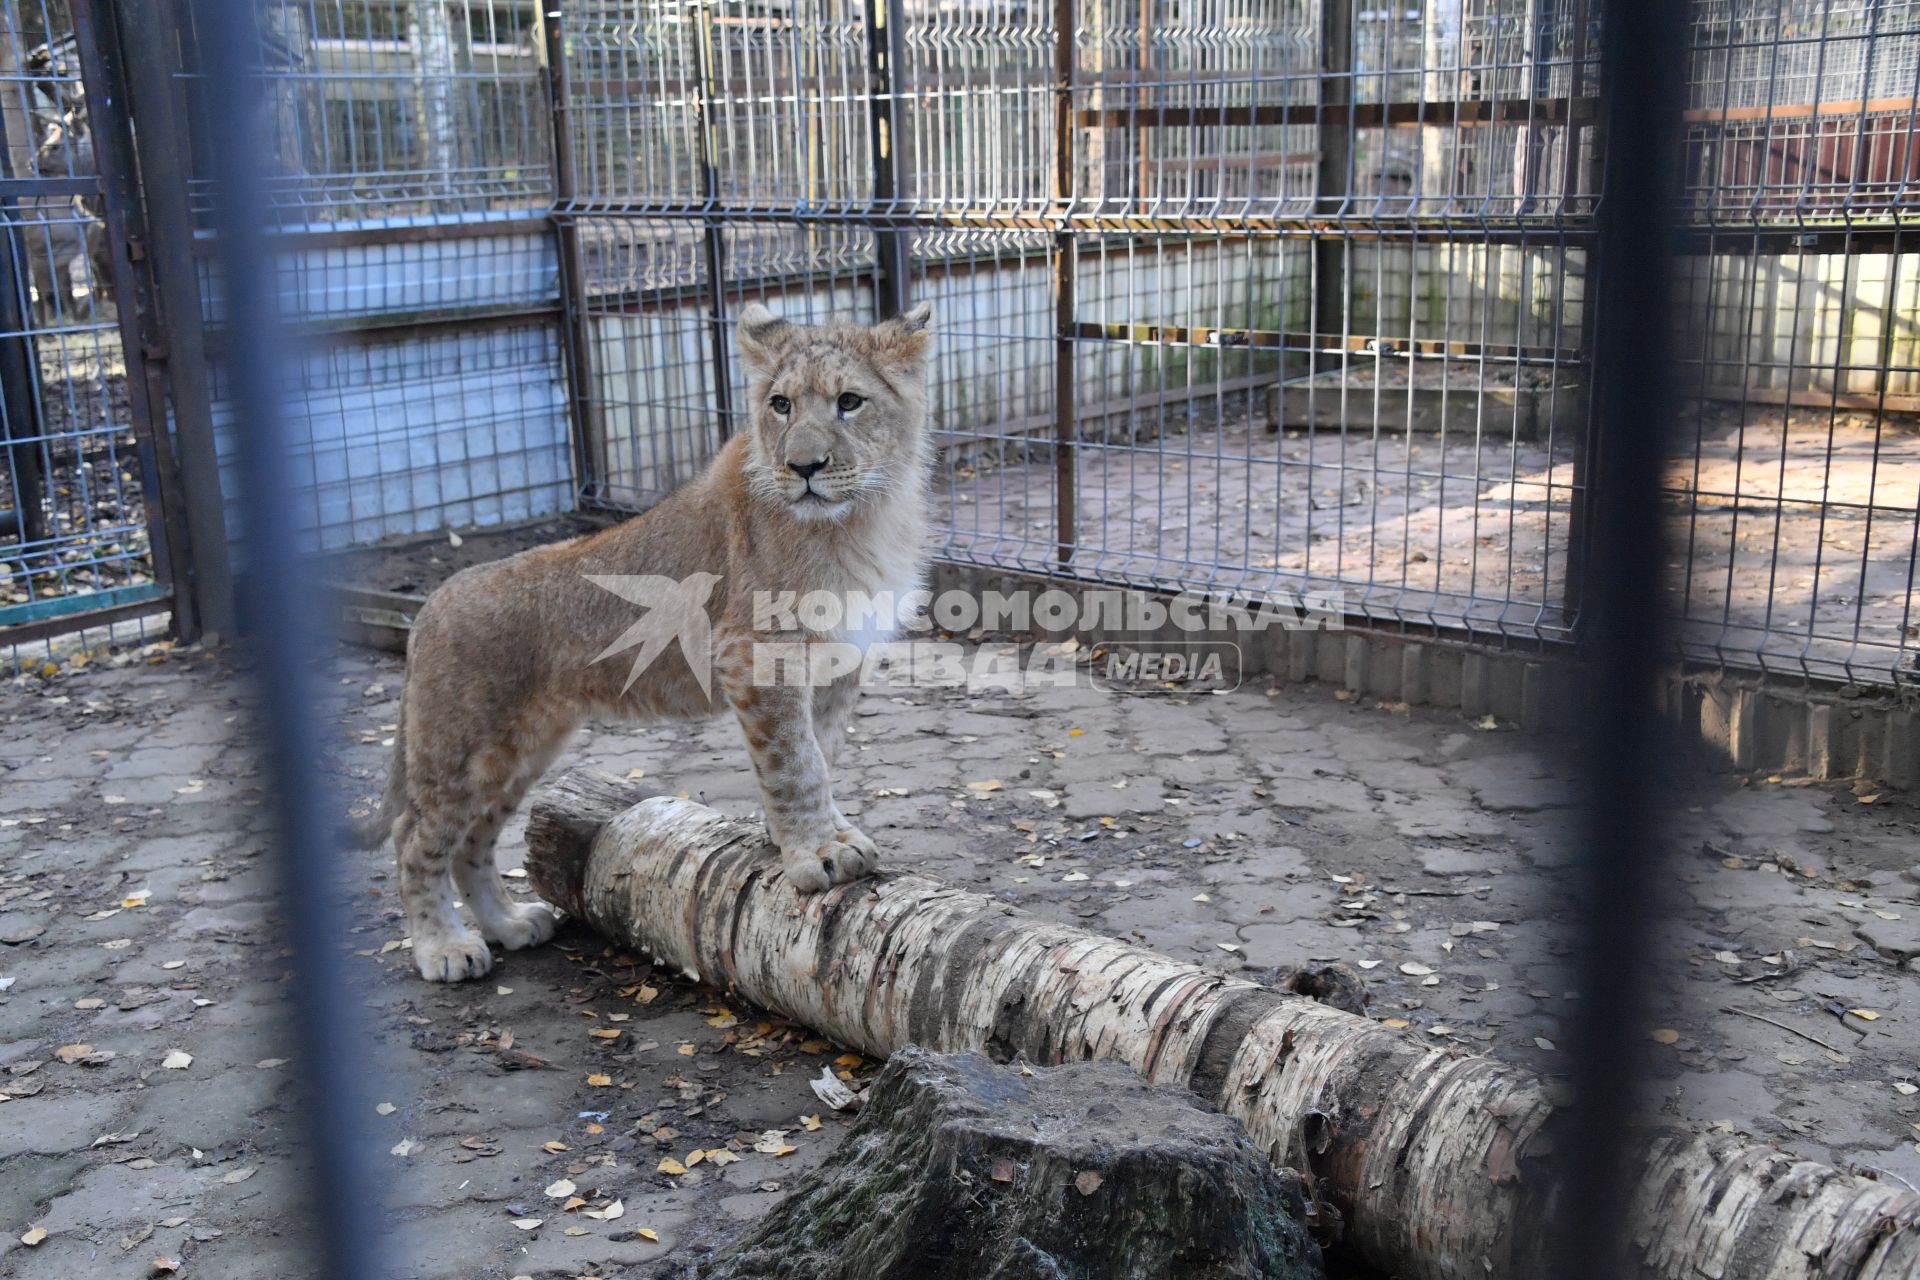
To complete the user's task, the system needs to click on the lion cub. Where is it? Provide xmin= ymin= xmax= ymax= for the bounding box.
xmin=354 ymin=303 xmax=935 ymax=981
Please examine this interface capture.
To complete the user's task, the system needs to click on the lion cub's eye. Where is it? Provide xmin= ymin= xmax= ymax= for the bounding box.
xmin=769 ymin=394 xmax=792 ymax=415
xmin=836 ymin=392 xmax=865 ymax=414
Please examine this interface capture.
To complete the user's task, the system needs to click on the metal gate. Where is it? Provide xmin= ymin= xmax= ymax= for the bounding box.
xmin=0 ymin=0 xmax=184 ymax=653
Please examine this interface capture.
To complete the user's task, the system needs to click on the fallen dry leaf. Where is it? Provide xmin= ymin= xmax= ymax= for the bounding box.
xmin=545 ymin=1178 xmax=576 ymax=1199
xmin=21 ymin=1226 xmax=47 ymax=1246
xmin=1650 ymin=1029 xmax=1680 ymax=1045
xmin=585 ymin=1073 xmax=613 ymax=1087
xmin=657 ymin=1157 xmax=688 ymax=1175
xmin=584 ymin=1199 xmax=625 ymax=1221
xmin=161 ymin=1050 xmax=192 ymax=1070
xmin=1074 ymin=1170 xmax=1104 ymax=1196
xmin=55 ymin=1043 xmax=93 ymax=1064
xmin=636 ymin=1228 xmax=660 ymax=1242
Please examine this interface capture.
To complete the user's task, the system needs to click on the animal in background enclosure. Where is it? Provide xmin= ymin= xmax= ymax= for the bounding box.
xmin=351 ymin=303 xmax=937 ymax=982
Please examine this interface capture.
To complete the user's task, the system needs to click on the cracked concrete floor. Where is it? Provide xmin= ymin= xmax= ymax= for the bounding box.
xmin=2 ymin=640 xmax=1917 ymax=1278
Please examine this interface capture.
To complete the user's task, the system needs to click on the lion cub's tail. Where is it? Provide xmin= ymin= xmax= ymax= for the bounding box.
xmin=345 ymin=702 xmax=407 ymax=849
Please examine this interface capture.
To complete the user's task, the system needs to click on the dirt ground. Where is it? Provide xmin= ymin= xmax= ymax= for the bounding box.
xmin=1 ymin=623 xmax=1917 ymax=1278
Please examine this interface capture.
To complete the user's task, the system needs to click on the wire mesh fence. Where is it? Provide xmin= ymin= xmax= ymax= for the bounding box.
xmin=2 ymin=0 xmax=1916 ymax=692
xmin=1 ymin=0 xmax=170 ymax=657
xmin=547 ymin=0 xmax=1916 ymax=689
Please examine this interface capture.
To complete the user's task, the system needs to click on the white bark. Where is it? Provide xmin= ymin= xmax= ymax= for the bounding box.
xmin=524 ymin=770 xmax=1920 ymax=1280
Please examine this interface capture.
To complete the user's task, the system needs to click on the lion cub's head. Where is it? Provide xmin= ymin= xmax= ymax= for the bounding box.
xmin=734 ymin=301 xmax=935 ymax=522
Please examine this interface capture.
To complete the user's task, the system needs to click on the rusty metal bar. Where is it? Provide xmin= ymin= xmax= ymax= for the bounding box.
xmin=1072 ymin=95 xmax=1601 ymax=131
xmin=1068 ymin=320 xmax=1585 ymax=365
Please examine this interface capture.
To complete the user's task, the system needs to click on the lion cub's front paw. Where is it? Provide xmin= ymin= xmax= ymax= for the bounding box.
xmin=413 ymin=928 xmax=494 ymax=983
xmin=778 ymin=828 xmax=880 ymax=894
xmin=831 ymin=824 xmax=879 ymax=877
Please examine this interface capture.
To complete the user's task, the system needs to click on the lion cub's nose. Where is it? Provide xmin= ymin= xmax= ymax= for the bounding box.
xmin=787 ymin=458 xmax=829 ymax=480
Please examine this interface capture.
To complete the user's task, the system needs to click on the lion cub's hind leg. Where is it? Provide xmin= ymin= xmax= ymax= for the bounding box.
xmin=396 ymin=799 xmax=495 ymax=983
xmin=450 ymin=766 xmax=560 ymax=952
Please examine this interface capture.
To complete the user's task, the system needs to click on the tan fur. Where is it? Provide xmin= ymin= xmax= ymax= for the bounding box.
xmin=359 ymin=303 xmax=936 ymax=981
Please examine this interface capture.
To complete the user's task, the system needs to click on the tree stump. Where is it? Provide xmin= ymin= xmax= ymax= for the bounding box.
xmin=695 ymin=1048 xmax=1325 ymax=1280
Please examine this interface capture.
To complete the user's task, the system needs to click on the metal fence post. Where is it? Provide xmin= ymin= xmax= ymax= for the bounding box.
xmin=1052 ymin=0 xmax=1076 ymax=565
xmin=1553 ymin=0 xmax=1686 ymax=1270
xmin=69 ymin=0 xmax=196 ymax=638
xmin=541 ymin=5 xmax=605 ymax=500
xmin=866 ymin=0 xmax=909 ymax=319
xmin=116 ymin=0 xmax=236 ymax=640
xmin=1312 ymin=0 xmax=1351 ymax=377
xmin=694 ymin=0 xmax=734 ymax=448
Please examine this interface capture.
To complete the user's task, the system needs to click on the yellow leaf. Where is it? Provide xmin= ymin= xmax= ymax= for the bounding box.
xmin=636 ymin=1228 xmax=661 ymax=1242
xmin=1848 ymin=1009 xmax=1882 ymax=1021
xmin=834 ymin=1054 xmax=862 ymax=1069
xmin=1068 ymin=728 xmax=1085 ymax=737
xmin=1650 ymin=1028 xmax=1680 ymax=1045
xmin=677 ymin=1044 xmax=696 ymax=1057
xmin=1379 ymin=1018 xmax=1410 ymax=1029
xmin=22 ymin=1226 xmax=47 ymax=1246
xmin=589 ymin=1028 xmax=621 ymax=1040
xmin=55 ymin=1043 xmax=92 ymax=1063
xmin=686 ymin=1149 xmax=705 ymax=1167
xmin=562 ymin=1196 xmax=587 ymax=1212
xmin=586 ymin=1073 xmax=613 ymax=1087
xmin=625 ymin=768 xmax=647 ymax=779
xmin=543 ymin=1141 xmax=569 ymax=1153
xmin=657 ymin=1157 xmax=688 ymax=1175
xmin=636 ymin=985 xmax=659 ymax=1005
xmin=802 ymin=1114 xmax=822 ymax=1132
xmin=799 ymin=1039 xmax=830 ymax=1054
xmin=964 ymin=779 xmax=1003 ymax=795
xmin=585 ymin=1123 xmax=604 ymax=1135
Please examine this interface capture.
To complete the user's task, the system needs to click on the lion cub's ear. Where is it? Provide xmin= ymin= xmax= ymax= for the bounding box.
xmin=736 ymin=303 xmax=793 ymax=373
xmin=868 ymin=301 xmax=935 ymax=370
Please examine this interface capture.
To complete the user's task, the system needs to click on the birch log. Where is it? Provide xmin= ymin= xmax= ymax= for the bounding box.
xmin=523 ymin=770 xmax=1920 ymax=1280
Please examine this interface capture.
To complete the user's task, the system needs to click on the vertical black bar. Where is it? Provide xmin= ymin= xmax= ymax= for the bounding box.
xmin=70 ymin=0 xmax=196 ymax=637
xmin=1552 ymin=0 xmax=1685 ymax=1273
xmin=1312 ymin=0 xmax=1351 ymax=377
xmin=693 ymin=0 xmax=734 ymax=447
xmin=1052 ymin=0 xmax=1075 ymax=565
xmin=116 ymin=0 xmax=236 ymax=639
xmin=190 ymin=4 xmax=383 ymax=1279
xmin=866 ymin=0 xmax=909 ymax=318
xmin=542 ymin=5 xmax=603 ymax=500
